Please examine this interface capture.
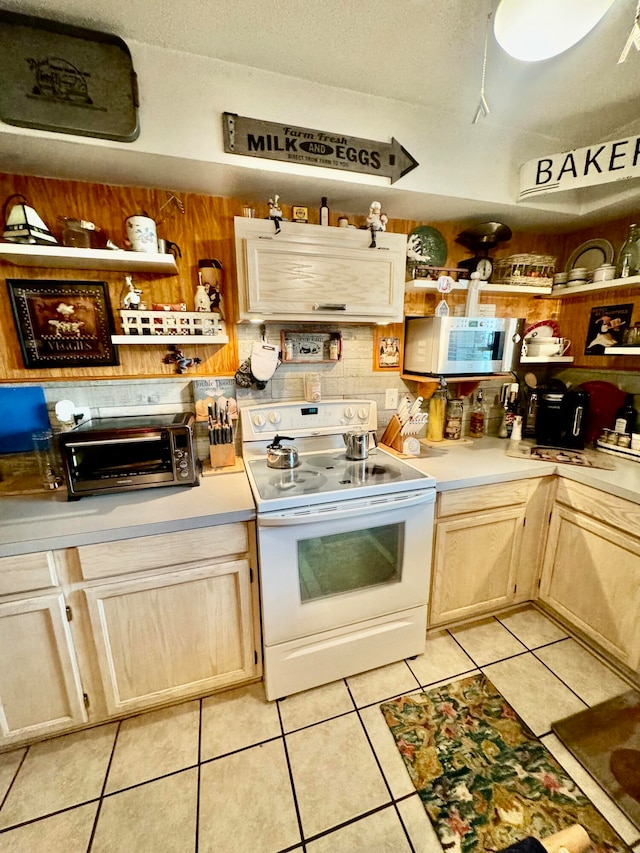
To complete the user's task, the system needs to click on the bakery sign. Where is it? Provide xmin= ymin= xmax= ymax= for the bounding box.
xmin=519 ymin=134 xmax=640 ymax=199
xmin=222 ymin=112 xmax=418 ymax=184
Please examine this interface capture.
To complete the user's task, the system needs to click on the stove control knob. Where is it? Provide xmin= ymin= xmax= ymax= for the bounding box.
xmin=253 ymin=414 xmax=266 ymax=428
xmin=358 ymin=407 xmax=368 ymax=420
xmin=344 ymin=406 xmax=355 ymax=419
xmin=268 ymin=412 xmax=281 ymax=424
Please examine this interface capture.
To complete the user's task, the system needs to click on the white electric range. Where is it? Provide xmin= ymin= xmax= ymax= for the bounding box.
xmin=240 ymin=399 xmax=436 ymax=701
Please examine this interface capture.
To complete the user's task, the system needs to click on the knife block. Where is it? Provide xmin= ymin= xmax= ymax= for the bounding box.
xmin=209 ymin=443 xmax=236 ymax=469
xmin=380 ymin=414 xmax=404 ymax=453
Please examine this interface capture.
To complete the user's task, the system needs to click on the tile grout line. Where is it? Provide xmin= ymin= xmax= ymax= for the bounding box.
xmin=276 ymin=697 xmax=307 ymax=852
xmin=195 ymin=697 xmax=202 ymax=853
xmin=0 ymin=744 xmax=29 ymax=815
xmin=530 ymin=648 xmax=591 ymax=708
xmin=0 ymin=797 xmax=102 ymax=836
xmin=86 ymin=720 xmax=122 ymax=853
xmin=346 ymin=676 xmax=416 ymax=853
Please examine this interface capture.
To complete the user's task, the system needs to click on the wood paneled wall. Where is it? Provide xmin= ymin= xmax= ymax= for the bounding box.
xmin=1 ymin=173 xmax=639 ymax=380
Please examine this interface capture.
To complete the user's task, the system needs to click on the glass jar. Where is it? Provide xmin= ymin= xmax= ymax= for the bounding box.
xmin=427 ymin=389 xmax=447 ymax=442
xmin=445 ymin=398 xmax=463 ymax=440
xmin=616 ymin=223 xmax=640 ymax=278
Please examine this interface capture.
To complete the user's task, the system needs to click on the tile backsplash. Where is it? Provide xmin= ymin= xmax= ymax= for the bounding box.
xmin=2 ymin=322 xmax=639 ymax=484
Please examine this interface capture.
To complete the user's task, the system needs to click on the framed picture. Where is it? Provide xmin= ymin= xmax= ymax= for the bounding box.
xmin=7 ymin=279 xmax=119 ymax=368
xmin=584 ymin=303 xmax=634 ymax=355
xmin=378 ymin=336 xmax=401 ymax=368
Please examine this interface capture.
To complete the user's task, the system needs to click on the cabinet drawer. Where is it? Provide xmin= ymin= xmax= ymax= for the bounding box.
xmin=77 ymin=523 xmax=250 ymax=580
xmin=437 ymin=480 xmax=531 ymax=519
xmin=0 ymin=551 xmax=57 ymax=597
xmin=555 ymin=479 xmax=640 ymax=539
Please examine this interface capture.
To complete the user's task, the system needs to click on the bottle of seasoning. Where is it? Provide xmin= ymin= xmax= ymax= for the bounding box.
xmin=445 ymin=398 xmax=463 ymax=440
xmin=614 ymin=394 xmax=638 ymax=434
xmin=469 ymin=389 xmax=486 ymax=438
xmin=427 ymin=383 xmax=447 ymax=442
xmin=617 ymin=223 xmax=640 ymax=278
xmin=319 ymin=197 xmax=330 ymax=226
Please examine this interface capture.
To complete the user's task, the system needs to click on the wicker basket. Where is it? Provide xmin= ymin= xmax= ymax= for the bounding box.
xmin=493 ymin=254 xmax=556 ymax=289
xmin=119 ymin=309 xmax=223 ymax=337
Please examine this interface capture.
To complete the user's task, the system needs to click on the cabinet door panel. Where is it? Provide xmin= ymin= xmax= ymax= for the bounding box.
xmin=85 ymin=560 xmax=255 ymax=714
xmin=0 ymin=594 xmax=86 ymax=744
xmin=540 ymin=507 xmax=640 ymax=669
xmin=430 ymin=507 xmax=525 ymax=626
xmin=246 ymin=239 xmax=398 ymax=318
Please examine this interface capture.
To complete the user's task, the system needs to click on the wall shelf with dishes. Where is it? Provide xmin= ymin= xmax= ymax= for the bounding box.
xmin=0 ymin=243 xmax=178 ymax=274
xmin=540 ymin=275 xmax=640 ymax=299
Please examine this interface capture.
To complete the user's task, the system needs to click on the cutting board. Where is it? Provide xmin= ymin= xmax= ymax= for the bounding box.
xmin=0 ymin=386 xmax=50 ymax=453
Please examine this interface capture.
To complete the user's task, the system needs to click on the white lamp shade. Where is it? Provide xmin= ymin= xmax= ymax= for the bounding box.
xmin=3 ymin=197 xmax=57 ymax=244
xmin=494 ymin=0 xmax=615 ymax=62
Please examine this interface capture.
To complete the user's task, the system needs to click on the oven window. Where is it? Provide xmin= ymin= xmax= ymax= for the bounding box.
xmin=69 ymin=437 xmax=173 ymax=482
xmin=298 ymin=523 xmax=404 ymax=602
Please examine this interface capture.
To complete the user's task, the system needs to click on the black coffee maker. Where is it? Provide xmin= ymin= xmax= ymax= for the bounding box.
xmin=536 ymin=388 xmax=590 ymax=448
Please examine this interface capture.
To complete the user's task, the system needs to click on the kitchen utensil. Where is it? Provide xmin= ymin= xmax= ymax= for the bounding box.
xmin=592 ymin=264 xmax=616 ymax=282
xmin=343 ymin=428 xmax=377 ymax=460
xmin=125 ymin=211 xmax=157 ymax=253
xmin=266 ymin=435 xmax=299 ymax=469
xmin=397 ymin=396 xmax=411 ymax=424
xmin=401 ymin=413 xmax=428 ymax=436
xmin=455 ymin=221 xmax=512 ymax=251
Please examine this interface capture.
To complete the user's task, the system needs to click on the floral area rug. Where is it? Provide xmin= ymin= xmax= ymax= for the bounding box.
xmin=380 ymin=673 xmax=629 ymax=852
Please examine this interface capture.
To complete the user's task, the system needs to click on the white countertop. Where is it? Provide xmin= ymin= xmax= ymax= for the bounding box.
xmin=2 ymin=440 xmax=639 ymax=557
xmin=398 ymin=437 xmax=640 ymax=504
xmin=0 ymin=472 xmax=256 ymax=558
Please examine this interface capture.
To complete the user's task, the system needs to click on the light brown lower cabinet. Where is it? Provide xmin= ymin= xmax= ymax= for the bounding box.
xmin=0 ymin=521 xmax=260 ymax=750
xmin=84 ymin=558 xmax=256 ymax=715
xmin=0 ymin=593 xmax=87 ymax=746
xmin=540 ymin=481 xmax=640 ymax=672
xmin=428 ymin=478 xmax=554 ymax=628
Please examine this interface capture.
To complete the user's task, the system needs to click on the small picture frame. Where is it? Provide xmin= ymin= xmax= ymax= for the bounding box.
xmin=7 ymin=278 xmax=119 ymax=368
xmin=378 ymin=336 xmax=401 ymax=369
xmin=291 ymin=205 xmax=308 ymax=223
xmin=584 ymin=303 xmax=633 ymax=355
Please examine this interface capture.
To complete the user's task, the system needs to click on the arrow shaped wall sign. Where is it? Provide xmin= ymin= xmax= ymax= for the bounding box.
xmin=223 ymin=113 xmax=418 ymax=184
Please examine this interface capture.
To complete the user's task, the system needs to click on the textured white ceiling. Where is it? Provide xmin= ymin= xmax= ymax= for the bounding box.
xmin=3 ymin=0 xmax=637 ymax=145
xmin=1 ymin=0 xmax=639 ymax=226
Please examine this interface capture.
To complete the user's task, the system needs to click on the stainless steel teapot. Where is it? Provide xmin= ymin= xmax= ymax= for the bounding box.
xmin=343 ymin=428 xmax=377 ymax=460
xmin=266 ymin=435 xmax=299 ymax=469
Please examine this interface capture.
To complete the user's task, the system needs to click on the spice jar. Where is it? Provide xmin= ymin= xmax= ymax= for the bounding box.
xmin=445 ymin=398 xmax=463 ymax=440
xmin=427 ymin=388 xmax=447 ymax=442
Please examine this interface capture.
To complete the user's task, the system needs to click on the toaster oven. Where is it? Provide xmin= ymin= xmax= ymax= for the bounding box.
xmin=58 ymin=413 xmax=199 ymax=500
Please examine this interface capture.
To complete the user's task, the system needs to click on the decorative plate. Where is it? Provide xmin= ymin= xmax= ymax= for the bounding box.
xmin=523 ymin=319 xmax=560 ymax=340
xmin=565 ymin=239 xmax=614 ymax=274
xmin=406 ymin=226 xmax=447 ymax=268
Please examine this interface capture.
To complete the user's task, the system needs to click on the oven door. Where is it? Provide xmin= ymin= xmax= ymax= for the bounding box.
xmin=257 ymin=489 xmax=435 ymax=645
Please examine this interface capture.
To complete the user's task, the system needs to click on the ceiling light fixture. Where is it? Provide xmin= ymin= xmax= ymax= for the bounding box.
xmin=494 ymin=0 xmax=615 ymax=62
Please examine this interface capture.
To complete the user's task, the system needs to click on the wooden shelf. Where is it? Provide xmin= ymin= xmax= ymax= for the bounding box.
xmin=406 ymin=279 xmax=552 ymax=295
xmin=401 ymin=372 xmax=512 ymax=399
xmin=540 ymin=275 xmax=640 ymax=299
xmin=0 ymin=242 xmax=178 ymax=273
xmin=520 ymin=356 xmax=574 ymax=364
xmin=111 ymin=333 xmax=229 ymax=345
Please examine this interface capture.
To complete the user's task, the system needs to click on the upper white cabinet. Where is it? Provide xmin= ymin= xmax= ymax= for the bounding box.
xmin=234 ymin=217 xmax=407 ymax=323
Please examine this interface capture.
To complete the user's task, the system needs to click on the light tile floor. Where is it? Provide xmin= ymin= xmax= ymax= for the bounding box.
xmin=1 ymin=605 xmax=639 ymax=853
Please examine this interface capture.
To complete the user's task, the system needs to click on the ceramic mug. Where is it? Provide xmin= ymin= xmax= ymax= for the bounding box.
xmin=125 ymin=213 xmax=157 ymax=253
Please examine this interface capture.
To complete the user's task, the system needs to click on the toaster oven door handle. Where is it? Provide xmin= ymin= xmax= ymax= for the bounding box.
xmin=64 ymin=435 xmax=163 ymax=447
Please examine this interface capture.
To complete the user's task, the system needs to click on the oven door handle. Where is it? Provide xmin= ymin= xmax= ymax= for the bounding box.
xmin=258 ymin=491 xmax=434 ymax=526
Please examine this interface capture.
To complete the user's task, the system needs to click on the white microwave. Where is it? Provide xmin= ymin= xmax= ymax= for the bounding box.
xmin=403 ymin=316 xmax=524 ymax=376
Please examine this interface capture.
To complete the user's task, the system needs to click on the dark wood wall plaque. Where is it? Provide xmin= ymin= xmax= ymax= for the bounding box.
xmin=223 ymin=112 xmax=418 ymax=184
xmin=7 ymin=279 xmax=119 ymax=368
